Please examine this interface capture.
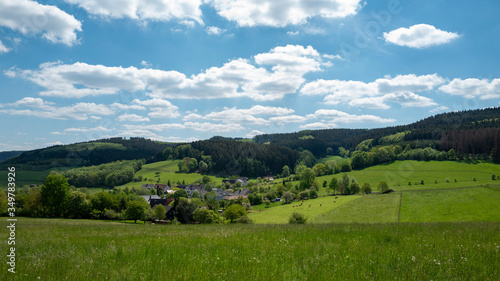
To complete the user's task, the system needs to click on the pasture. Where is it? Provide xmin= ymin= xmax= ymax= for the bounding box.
xmin=0 ymin=218 xmax=498 ymax=280
xmin=117 ymin=160 xmax=224 ymax=189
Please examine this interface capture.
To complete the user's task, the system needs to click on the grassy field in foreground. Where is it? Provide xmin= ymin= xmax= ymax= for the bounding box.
xmin=0 ymin=218 xmax=498 ymax=280
xmin=247 ymin=195 xmax=360 ymax=224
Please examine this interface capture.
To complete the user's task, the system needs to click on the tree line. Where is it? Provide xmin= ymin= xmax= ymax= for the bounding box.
xmin=63 ymin=160 xmax=145 ymax=188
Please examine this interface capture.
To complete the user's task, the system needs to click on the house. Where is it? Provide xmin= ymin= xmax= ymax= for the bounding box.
xmin=164 ymin=206 xmax=175 ymax=221
xmin=222 ymin=177 xmax=248 ymax=186
xmin=176 ymin=184 xmax=187 ymax=189
xmin=142 ymin=184 xmax=156 ymax=190
xmin=140 ymin=195 xmax=162 ymax=204
xmin=233 ymin=188 xmax=252 ymax=197
xmin=215 ymin=189 xmax=233 ymax=201
xmin=185 ymin=184 xmax=207 ymax=197
xmin=222 ymin=195 xmax=249 ymax=200
xmin=155 ymin=184 xmax=169 ymax=190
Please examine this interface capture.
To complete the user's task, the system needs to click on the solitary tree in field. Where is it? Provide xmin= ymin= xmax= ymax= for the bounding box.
xmin=377 ymin=181 xmax=389 ymax=193
xmin=41 ymin=173 xmax=70 ymax=217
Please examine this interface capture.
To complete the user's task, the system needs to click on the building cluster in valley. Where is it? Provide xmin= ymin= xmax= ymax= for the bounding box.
xmin=139 ymin=177 xmax=253 ymax=216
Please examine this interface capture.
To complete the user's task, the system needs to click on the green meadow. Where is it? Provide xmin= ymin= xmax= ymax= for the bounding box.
xmin=117 ymin=160 xmax=224 ymax=189
xmin=1 ymin=218 xmax=498 ymax=280
xmin=247 ymin=195 xmax=360 ymax=224
xmin=315 ymin=160 xmax=499 ymax=192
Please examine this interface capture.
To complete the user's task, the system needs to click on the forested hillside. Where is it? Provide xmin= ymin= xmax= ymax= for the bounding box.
xmin=254 ymin=107 xmax=500 ymax=158
xmin=2 ymin=138 xmax=174 ymax=170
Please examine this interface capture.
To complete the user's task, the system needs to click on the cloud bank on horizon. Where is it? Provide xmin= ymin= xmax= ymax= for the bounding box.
xmin=0 ymin=0 xmax=499 ymax=151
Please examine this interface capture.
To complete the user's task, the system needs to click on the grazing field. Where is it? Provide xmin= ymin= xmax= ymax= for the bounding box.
xmin=315 ymin=160 xmax=500 ymax=192
xmin=400 ymin=186 xmax=500 ymax=223
xmin=1 ymin=218 xmax=498 ymax=280
xmin=117 ymin=160 xmax=224 ymax=189
xmin=247 ymin=195 xmax=361 ymax=224
xmin=314 ymin=193 xmax=401 ymax=224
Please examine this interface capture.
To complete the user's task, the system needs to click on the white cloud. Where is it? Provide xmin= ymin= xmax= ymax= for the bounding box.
xmin=269 ymin=115 xmax=309 ymax=125
xmin=439 ymin=78 xmax=500 ymax=99
xmin=0 ymin=0 xmax=82 ymax=46
xmin=206 ymin=26 xmax=226 ymax=35
xmin=0 ymin=40 xmax=11 ymax=53
xmin=110 ymin=103 xmax=147 ymax=110
xmin=182 ymin=105 xmax=295 ymax=125
xmin=0 ymin=97 xmax=114 ymax=120
xmin=132 ymin=99 xmax=180 ymax=118
xmin=116 ymin=114 xmax=150 ymax=122
xmin=65 ymin=0 xmax=203 ymax=24
xmin=383 ymin=24 xmax=460 ymax=48
xmin=299 ymin=122 xmax=337 ymax=129
xmin=287 ymin=31 xmax=299 ymax=36
xmin=209 ymin=0 xmax=361 ymax=27
xmin=64 ymin=126 xmax=111 ymax=132
xmin=184 ymin=122 xmax=244 ymax=132
xmin=301 ymin=74 xmax=444 ymax=109
xmin=246 ymin=130 xmax=265 ymax=138
xmin=45 ymin=141 xmax=64 ymax=146
xmin=123 ymin=123 xmax=185 ymax=131
xmin=430 ymin=106 xmax=449 ymax=113
xmin=310 ymin=109 xmax=396 ymax=123
xmin=8 ymin=45 xmax=329 ymax=101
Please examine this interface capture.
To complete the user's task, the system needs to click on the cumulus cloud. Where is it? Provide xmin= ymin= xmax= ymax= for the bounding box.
xmin=65 ymin=0 xmax=203 ymax=24
xmin=132 ymin=99 xmax=180 ymax=118
xmin=209 ymin=0 xmax=361 ymax=27
xmin=310 ymin=109 xmax=396 ymax=123
xmin=184 ymin=122 xmax=244 ymax=132
xmin=8 ymin=45 xmax=332 ymax=101
xmin=64 ymin=126 xmax=111 ymax=132
xmin=439 ymin=78 xmax=500 ymax=99
xmin=116 ymin=114 xmax=150 ymax=122
xmin=246 ymin=129 xmax=266 ymax=138
xmin=383 ymin=24 xmax=460 ymax=48
xmin=269 ymin=115 xmax=309 ymax=125
xmin=182 ymin=105 xmax=295 ymax=126
xmin=206 ymin=26 xmax=226 ymax=35
xmin=299 ymin=122 xmax=337 ymax=130
xmin=430 ymin=106 xmax=449 ymax=113
xmin=0 ymin=0 xmax=82 ymax=46
xmin=0 ymin=97 xmax=114 ymax=120
xmin=0 ymin=40 xmax=11 ymax=53
xmin=301 ymin=74 xmax=444 ymax=108
xmin=123 ymin=123 xmax=185 ymax=131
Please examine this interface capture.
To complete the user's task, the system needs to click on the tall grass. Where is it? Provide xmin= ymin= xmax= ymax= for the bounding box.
xmin=1 ymin=219 xmax=498 ymax=280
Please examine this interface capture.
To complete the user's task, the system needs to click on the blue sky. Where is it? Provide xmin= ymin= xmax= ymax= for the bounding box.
xmin=1 ymin=0 xmax=499 ymax=151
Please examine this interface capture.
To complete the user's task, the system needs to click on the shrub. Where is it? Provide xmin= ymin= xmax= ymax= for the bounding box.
xmin=361 ymin=183 xmax=372 ymax=193
xmin=223 ymin=204 xmax=246 ymax=222
xmin=193 ymin=208 xmax=221 ymax=224
xmin=377 ymin=181 xmax=389 ymax=193
xmin=236 ymin=215 xmax=254 ymax=224
xmin=288 ymin=212 xmax=307 ymax=224
xmin=493 ymin=174 xmax=496 ymax=180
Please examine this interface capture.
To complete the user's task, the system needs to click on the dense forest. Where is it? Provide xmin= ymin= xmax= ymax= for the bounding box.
xmin=1 ymin=138 xmax=174 ymax=170
xmin=163 ymin=140 xmax=300 ymax=177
